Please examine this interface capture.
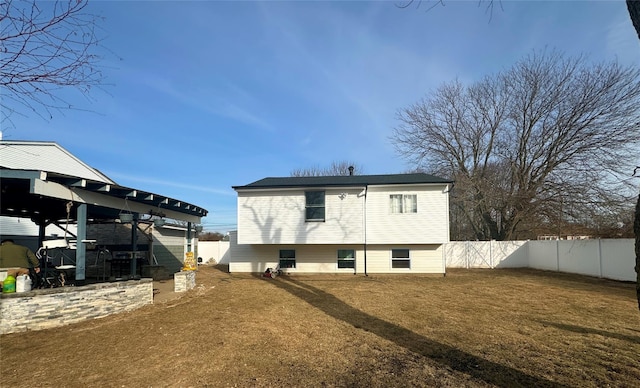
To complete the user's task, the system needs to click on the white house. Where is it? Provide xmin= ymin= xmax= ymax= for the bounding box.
xmin=230 ymin=173 xmax=452 ymax=274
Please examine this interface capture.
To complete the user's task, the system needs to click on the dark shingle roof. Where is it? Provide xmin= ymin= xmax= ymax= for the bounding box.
xmin=233 ymin=173 xmax=452 ymax=190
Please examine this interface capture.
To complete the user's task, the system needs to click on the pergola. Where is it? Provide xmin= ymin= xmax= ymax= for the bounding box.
xmin=0 ymin=141 xmax=208 ymax=283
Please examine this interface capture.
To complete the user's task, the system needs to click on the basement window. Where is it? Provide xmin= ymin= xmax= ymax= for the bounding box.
xmin=279 ymin=249 xmax=296 ymax=269
xmin=391 ymin=249 xmax=411 ymax=269
xmin=337 ymin=249 xmax=355 ymax=269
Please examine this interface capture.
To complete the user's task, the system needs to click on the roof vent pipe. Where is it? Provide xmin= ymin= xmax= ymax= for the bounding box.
xmin=348 ymin=166 xmax=354 ymax=176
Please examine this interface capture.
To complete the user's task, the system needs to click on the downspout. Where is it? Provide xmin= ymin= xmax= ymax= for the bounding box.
xmin=363 ymin=186 xmax=368 ymax=277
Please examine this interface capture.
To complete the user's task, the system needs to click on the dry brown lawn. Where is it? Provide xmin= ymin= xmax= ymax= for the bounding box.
xmin=1 ymin=265 xmax=639 ymax=387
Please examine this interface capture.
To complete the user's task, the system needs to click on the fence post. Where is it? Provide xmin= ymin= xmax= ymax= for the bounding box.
xmin=466 ymin=241 xmax=470 ymax=269
xmin=598 ymin=239 xmax=603 ymax=278
xmin=556 ymin=239 xmax=560 ymax=272
xmin=489 ymin=240 xmax=493 ymax=269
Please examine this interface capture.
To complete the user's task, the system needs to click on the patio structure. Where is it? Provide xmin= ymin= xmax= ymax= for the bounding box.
xmin=0 ymin=140 xmax=208 ymax=333
xmin=0 ymin=140 xmax=208 ymax=283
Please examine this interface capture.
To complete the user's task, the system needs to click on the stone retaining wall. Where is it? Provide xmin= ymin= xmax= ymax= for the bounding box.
xmin=0 ymin=279 xmax=153 ymax=335
xmin=174 ymin=271 xmax=196 ymax=292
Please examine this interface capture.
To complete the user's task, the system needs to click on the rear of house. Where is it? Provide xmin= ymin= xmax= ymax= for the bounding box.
xmin=230 ymin=173 xmax=452 ymax=275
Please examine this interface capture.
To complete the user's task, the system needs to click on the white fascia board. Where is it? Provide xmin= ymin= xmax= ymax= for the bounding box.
xmin=234 ymin=185 xmax=367 ymax=193
xmin=367 ymin=182 xmax=450 ymax=189
xmin=0 ymin=169 xmax=47 ymax=180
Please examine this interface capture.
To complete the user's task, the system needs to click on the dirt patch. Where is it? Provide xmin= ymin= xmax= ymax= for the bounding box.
xmin=152 ymin=277 xmax=181 ymax=304
xmin=1 ymin=265 xmax=639 ymax=387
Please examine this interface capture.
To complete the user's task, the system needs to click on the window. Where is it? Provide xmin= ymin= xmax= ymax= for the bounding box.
xmin=279 ymin=249 xmax=296 ymax=268
xmin=305 ymin=191 xmax=325 ymax=221
xmin=390 ymin=194 xmax=417 ymax=213
xmin=391 ymin=249 xmax=410 ymax=269
xmin=337 ymin=249 xmax=355 ymax=269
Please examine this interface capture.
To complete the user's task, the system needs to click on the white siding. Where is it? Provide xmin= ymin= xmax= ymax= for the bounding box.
xmin=153 ymin=227 xmax=185 ymax=246
xmin=364 ymin=245 xmax=445 ymax=274
xmin=229 ymin=231 xmax=278 ymax=272
xmin=0 ymin=141 xmax=113 ymax=183
xmin=237 ymin=188 xmax=364 ymax=245
xmin=366 ymin=185 xmax=449 ymax=244
xmin=230 ymin=231 xmax=444 ymax=275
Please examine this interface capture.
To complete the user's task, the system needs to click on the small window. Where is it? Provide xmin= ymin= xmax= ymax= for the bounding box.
xmin=391 ymin=249 xmax=410 ymax=269
xmin=390 ymin=194 xmax=417 ymax=213
xmin=305 ymin=191 xmax=325 ymax=221
xmin=279 ymin=249 xmax=296 ymax=268
xmin=337 ymin=249 xmax=355 ymax=269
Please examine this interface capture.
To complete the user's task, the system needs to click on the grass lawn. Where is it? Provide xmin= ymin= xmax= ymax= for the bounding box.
xmin=1 ymin=265 xmax=639 ymax=387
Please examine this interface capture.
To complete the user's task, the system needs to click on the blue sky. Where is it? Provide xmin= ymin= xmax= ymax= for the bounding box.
xmin=2 ymin=0 xmax=639 ymax=233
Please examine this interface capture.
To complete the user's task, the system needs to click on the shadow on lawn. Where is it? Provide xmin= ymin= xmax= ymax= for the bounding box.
xmin=537 ymin=320 xmax=640 ymax=344
xmin=271 ymin=275 xmax=566 ymax=388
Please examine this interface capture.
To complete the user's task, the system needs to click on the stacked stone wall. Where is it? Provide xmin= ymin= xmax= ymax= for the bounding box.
xmin=0 ymin=280 xmax=153 ymax=334
xmin=174 ymin=271 xmax=196 ymax=292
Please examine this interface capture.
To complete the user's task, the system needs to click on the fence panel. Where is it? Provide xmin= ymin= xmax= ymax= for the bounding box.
xmin=198 ymin=241 xmax=230 ymax=264
xmin=527 ymin=241 xmax=559 ymax=271
xmin=445 ymin=241 xmax=528 ymax=269
xmin=492 ymin=240 xmax=528 ymax=268
xmin=600 ymin=239 xmax=635 ymax=281
xmin=444 ymin=242 xmax=469 ymax=268
xmin=557 ymin=240 xmax=601 ymax=277
xmin=448 ymin=239 xmax=635 ymax=282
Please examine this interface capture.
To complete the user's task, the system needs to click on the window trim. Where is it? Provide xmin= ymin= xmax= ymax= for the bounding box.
xmin=305 ymin=191 xmax=326 ymax=222
xmin=391 ymin=248 xmax=411 ymax=269
xmin=279 ymin=249 xmax=296 ymax=269
xmin=390 ymin=194 xmax=417 ymax=214
xmin=337 ymin=249 xmax=355 ymax=270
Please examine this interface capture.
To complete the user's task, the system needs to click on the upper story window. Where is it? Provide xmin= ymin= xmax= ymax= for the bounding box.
xmin=305 ymin=191 xmax=325 ymax=221
xmin=390 ymin=194 xmax=417 ymax=213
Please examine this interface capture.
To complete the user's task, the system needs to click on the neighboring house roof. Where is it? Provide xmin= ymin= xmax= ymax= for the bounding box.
xmin=0 ymin=140 xmax=114 ymax=184
xmin=233 ymin=173 xmax=452 ymax=190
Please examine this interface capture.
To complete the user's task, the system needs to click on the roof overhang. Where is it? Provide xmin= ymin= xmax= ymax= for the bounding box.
xmin=1 ymin=168 xmax=207 ymax=225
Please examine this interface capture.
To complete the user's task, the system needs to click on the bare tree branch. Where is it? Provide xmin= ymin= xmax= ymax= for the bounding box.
xmin=0 ymin=0 xmax=107 ymax=128
xmin=290 ymin=161 xmax=365 ymax=177
xmin=392 ymin=50 xmax=640 ymax=240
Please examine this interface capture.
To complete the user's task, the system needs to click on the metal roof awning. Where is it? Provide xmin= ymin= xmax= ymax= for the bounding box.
xmin=1 ymin=169 xmax=207 ymax=224
xmin=0 ymin=141 xmax=208 ymax=225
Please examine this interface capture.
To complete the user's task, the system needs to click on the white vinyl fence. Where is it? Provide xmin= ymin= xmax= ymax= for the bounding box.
xmin=444 ymin=239 xmax=635 ymax=282
xmin=198 ymin=240 xmax=230 ymax=265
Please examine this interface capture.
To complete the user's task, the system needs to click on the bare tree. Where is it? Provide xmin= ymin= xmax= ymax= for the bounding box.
xmin=629 ymin=0 xmax=640 ymax=314
xmin=397 ymin=0 xmax=640 ymax=41
xmin=634 ymin=168 xmax=640 ymax=311
xmin=290 ymin=161 xmax=364 ymax=177
xmin=636 ymin=192 xmax=640 ymax=311
xmin=392 ymin=50 xmax=640 ymax=241
xmin=198 ymin=231 xmax=226 ymax=242
xmin=1 ymin=0 xmax=105 ymax=127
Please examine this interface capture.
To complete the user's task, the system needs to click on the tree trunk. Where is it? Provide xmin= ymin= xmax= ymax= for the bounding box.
xmin=634 ymin=191 xmax=640 ymax=311
xmin=628 ymin=1 xmax=640 ymax=40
